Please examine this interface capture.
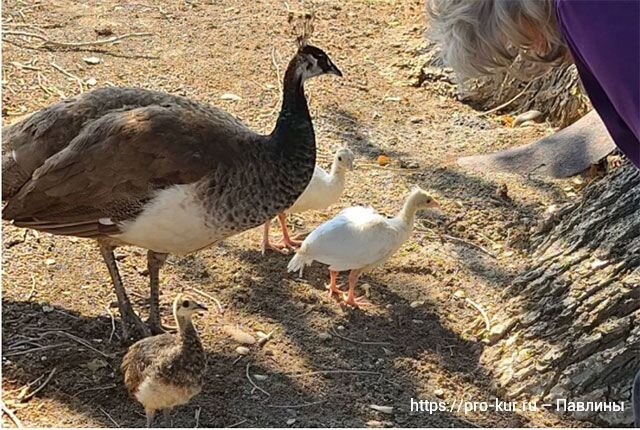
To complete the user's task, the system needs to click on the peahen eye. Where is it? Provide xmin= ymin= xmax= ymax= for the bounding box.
xmin=182 ymin=300 xmax=190 ymax=308
xmin=338 ymin=156 xmax=342 ymax=161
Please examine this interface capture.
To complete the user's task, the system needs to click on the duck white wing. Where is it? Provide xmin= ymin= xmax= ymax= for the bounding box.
xmin=288 ymin=166 xmax=337 ymax=213
xmin=297 ymin=206 xmax=404 ymax=272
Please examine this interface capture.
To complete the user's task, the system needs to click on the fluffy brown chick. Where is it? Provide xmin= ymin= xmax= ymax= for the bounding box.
xmin=121 ymin=294 xmax=207 ymax=427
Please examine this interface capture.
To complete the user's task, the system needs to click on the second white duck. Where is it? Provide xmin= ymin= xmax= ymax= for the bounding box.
xmin=287 ymin=187 xmax=440 ymax=308
xmin=262 ymin=148 xmax=355 ymax=253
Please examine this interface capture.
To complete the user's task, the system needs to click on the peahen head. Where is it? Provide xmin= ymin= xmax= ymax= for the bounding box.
xmin=295 ymin=44 xmax=343 ymax=81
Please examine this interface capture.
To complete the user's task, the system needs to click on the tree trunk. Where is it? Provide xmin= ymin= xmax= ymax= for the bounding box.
xmin=482 ymin=162 xmax=640 ymax=426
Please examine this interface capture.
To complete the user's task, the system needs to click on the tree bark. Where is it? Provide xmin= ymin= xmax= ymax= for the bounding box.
xmin=482 ymin=162 xmax=640 ymax=426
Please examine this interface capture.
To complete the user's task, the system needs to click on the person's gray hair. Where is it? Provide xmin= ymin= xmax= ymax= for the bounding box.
xmin=426 ymin=0 xmax=567 ymax=80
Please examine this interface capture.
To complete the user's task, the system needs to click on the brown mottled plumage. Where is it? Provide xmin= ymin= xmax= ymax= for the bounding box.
xmin=122 ymin=294 xmax=207 ymax=427
xmin=2 ymin=45 xmax=342 ymax=339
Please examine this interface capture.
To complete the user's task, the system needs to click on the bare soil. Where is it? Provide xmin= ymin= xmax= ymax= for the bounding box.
xmin=2 ymin=0 xmax=589 ymax=427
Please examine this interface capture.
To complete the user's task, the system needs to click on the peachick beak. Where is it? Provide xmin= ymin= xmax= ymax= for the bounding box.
xmin=196 ymin=303 xmax=208 ymax=312
xmin=329 ymin=64 xmax=343 ymax=77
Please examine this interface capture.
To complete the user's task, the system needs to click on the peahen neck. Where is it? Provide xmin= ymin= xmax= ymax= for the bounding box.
xmin=271 ymin=56 xmax=315 ymax=157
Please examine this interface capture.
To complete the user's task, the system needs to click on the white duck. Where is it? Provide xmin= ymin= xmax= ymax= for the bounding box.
xmin=262 ymin=148 xmax=355 ymax=253
xmin=287 ymin=187 xmax=440 ymax=308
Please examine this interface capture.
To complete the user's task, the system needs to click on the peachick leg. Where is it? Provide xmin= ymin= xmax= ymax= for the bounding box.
xmin=98 ymin=242 xmax=150 ymax=341
xmin=146 ymin=250 xmax=170 ymax=335
xmin=163 ymin=409 xmax=173 ymax=428
xmin=145 ymin=408 xmax=155 ymax=428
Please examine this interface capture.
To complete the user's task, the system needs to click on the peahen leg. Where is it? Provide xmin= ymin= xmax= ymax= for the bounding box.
xmin=98 ymin=242 xmax=149 ymax=341
xmin=261 ymin=218 xmax=289 ymax=254
xmin=277 ymin=213 xmax=302 ymax=249
xmin=146 ymin=250 xmax=171 ymax=335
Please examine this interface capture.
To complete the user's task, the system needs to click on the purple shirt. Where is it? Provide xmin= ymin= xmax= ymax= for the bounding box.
xmin=555 ymin=0 xmax=640 ymax=168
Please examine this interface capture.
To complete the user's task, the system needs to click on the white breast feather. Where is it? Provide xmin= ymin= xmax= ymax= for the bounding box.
xmin=288 ymin=166 xmax=343 ymax=213
xmin=114 ymin=184 xmax=217 ymax=254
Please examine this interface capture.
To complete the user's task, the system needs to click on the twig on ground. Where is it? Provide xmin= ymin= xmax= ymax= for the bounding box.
xmin=25 ymin=274 xmax=36 ymax=300
xmin=72 ymin=384 xmax=117 ymax=398
xmin=1 ymin=401 xmax=22 ymax=428
xmin=54 ymin=309 xmax=80 ymax=320
xmin=465 ymin=298 xmax=491 ymax=332
xmin=194 ymin=407 xmax=201 ymax=428
xmin=21 ymin=367 xmax=57 ymax=402
xmin=442 ymin=234 xmax=497 ymax=259
xmin=287 ymin=369 xmax=381 ymax=378
xmin=50 ymin=62 xmax=83 ymax=94
xmin=328 ymin=328 xmax=391 ymax=346
xmin=245 ymin=363 xmax=270 ymax=398
xmin=227 ymin=419 xmax=248 ymax=428
xmin=191 ymin=288 xmax=223 ymax=314
xmin=105 ymin=306 xmax=116 ymax=343
xmin=3 ymin=343 xmax=69 ymax=357
xmin=10 ymin=61 xmax=41 ymax=71
xmin=98 ymin=407 xmax=120 ymax=427
xmin=477 ymin=79 xmax=534 ymax=117
xmin=3 ymin=31 xmax=152 ymax=49
xmin=266 ymin=400 xmax=326 ymax=409
xmin=53 ymin=331 xmax=112 ymax=359
xmin=355 ymin=163 xmax=420 ymax=174
xmin=257 ymin=329 xmax=276 ymax=348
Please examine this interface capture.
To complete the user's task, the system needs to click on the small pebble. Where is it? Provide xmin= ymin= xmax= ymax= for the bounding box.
xmin=220 ymin=93 xmax=241 ymax=101
xmin=82 ymin=56 xmax=101 ymax=65
xmin=337 ymin=325 xmax=345 ymax=331
xmin=253 ymin=374 xmax=267 ymax=381
xmin=224 ymin=326 xmax=256 ymax=345
xmin=45 ymin=258 xmax=56 ymax=266
xmin=453 ymin=290 xmax=465 ymax=299
xmin=235 ymin=346 xmax=250 ymax=355
xmin=85 ymin=77 xmax=97 ymax=87
xmin=318 ymin=332 xmax=332 ymax=341
xmin=412 ymin=319 xmax=424 ymax=325
xmin=409 ymin=300 xmax=424 ymax=308
xmin=369 ymin=405 xmax=394 ymax=414
xmin=434 ymin=388 xmax=444 ymax=398
xmin=366 ymin=420 xmax=384 ymax=428
xmin=286 ymin=418 xmax=296 ymax=425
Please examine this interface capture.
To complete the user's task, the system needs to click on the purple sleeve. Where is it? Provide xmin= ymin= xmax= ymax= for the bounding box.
xmin=555 ymin=0 xmax=639 ymax=168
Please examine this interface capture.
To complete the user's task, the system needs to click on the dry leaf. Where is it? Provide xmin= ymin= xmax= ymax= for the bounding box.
xmin=377 ymin=155 xmax=390 ymax=166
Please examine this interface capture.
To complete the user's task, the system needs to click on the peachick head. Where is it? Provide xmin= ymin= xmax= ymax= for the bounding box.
xmin=173 ymin=294 xmax=208 ymax=318
xmin=334 ymin=147 xmax=355 ymax=171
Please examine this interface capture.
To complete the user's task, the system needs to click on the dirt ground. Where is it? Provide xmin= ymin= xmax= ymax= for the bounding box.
xmin=2 ymin=0 xmax=591 ymax=428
